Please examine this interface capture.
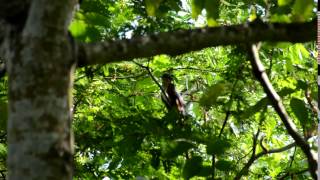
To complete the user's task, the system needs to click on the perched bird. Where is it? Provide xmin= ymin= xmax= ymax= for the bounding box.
xmin=161 ymin=73 xmax=185 ymax=115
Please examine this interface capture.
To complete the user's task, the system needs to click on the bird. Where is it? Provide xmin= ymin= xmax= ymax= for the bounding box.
xmin=161 ymin=73 xmax=185 ymax=115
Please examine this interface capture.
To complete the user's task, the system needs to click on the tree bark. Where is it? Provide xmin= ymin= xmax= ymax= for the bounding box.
xmin=4 ymin=0 xmax=77 ymax=179
xmin=78 ymin=19 xmax=316 ymax=66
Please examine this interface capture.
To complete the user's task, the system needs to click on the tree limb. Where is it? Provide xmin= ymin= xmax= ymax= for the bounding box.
xmin=247 ymin=44 xmax=317 ymax=179
xmin=77 ymin=19 xmax=316 ymax=67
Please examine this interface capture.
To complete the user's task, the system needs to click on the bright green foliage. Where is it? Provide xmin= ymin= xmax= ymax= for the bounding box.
xmin=70 ymin=39 xmax=317 ymax=179
xmin=0 ymin=0 xmax=317 ymax=179
xmin=278 ymin=0 xmax=292 ymax=6
xmin=292 ymin=0 xmax=315 ymax=22
xmin=199 ymin=82 xmax=231 ymax=109
xmin=70 ymin=30 xmax=316 ymax=178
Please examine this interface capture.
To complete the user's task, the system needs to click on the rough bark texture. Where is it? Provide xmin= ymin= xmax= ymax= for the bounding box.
xmin=78 ymin=19 xmax=316 ymax=66
xmin=4 ymin=0 xmax=77 ymax=179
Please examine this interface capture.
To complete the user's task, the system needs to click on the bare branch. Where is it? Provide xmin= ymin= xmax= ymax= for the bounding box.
xmin=278 ymin=168 xmax=309 ymax=179
xmin=255 ymin=142 xmax=296 ymax=159
xmin=78 ymin=20 xmax=316 ymax=67
xmin=235 ymin=140 xmax=296 ymax=179
xmin=247 ymin=44 xmax=317 ymax=179
xmin=234 ymin=129 xmax=261 ymax=180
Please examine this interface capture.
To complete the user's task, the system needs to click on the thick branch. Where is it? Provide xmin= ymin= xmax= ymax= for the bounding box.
xmin=23 ymin=0 xmax=77 ymax=38
xmin=78 ymin=20 xmax=316 ymax=67
xmin=248 ymin=44 xmax=317 ymax=179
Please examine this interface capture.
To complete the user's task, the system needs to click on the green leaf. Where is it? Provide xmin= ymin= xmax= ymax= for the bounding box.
xmin=296 ymin=80 xmax=308 ymax=90
xmin=241 ymin=98 xmax=268 ymax=119
xmin=277 ymin=87 xmax=296 ymax=96
xmin=167 ymin=0 xmax=181 ymax=11
xmin=290 ymin=98 xmax=309 ymax=125
xmin=216 ymin=160 xmax=232 ymax=171
xmin=0 ymin=143 xmax=7 ymax=159
xmin=199 ymin=82 xmax=230 ymax=109
xmin=206 ymin=138 xmax=231 ymax=155
xmin=205 ymin=0 xmax=220 ymax=21
xmin=108 ymin=156 xmax=122 ymax=170
xmin=285 ymin=57 xmax=294 ymax=72
xmin=183 ymin=156 xmax=203 ymax=179
xmin=162 ymin=139 xmax=195 ymax=158
xmin=292 ymin=0 xmax=314 ymax=22
xmin=69 ymin=20 xmax=87 ymax=38
xmin=150 ymin=149 xmax=161 ymax=169
xmin=145 ymin=0 xmax=163 ymax=16
xmin=278 ymin=0 xmax=292 ymax=6
xmin=198 ymin=166 xmax=213 ymax=177
xmin=191 ymin=0 xmax=205 ymax=19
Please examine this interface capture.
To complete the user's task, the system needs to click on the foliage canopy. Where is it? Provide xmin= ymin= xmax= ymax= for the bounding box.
xmin=0 ymin=0 xmax=317 ymax=179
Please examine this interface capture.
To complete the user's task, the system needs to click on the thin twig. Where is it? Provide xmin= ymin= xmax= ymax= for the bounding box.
xmin=234 ymin=129 xmax=260 ymax=180
xmin=132 ymin=60 xmax=171 ymax=104
xmin=103 ymin=73 xmax=147 ymax=80
xmin=235 ymin=140 xmax=296 ymax=179
xmin=278 ymin=168 xmax=309 ymax=179
xmin=171 ymin=67 xmax=222 ymax=73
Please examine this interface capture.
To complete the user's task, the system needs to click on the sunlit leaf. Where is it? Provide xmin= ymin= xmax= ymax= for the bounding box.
xmin=145 ymin=0 xmax=163 ymax=16
xmin=199 ymin=82 xmax=231 ymax=109
xmin=278 ymin=0 xmax=292 ymax=6
xmin=69 ymin=20 xmax=87 ymax=38
xmin=292 ymin=0 xmax=314 ymax=22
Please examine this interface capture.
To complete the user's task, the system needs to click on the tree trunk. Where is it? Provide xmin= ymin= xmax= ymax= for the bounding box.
xmin=4 ymin=1 xmax=77 ymax=179
xmin=7 ymin=35 xmax=75 ymax=179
